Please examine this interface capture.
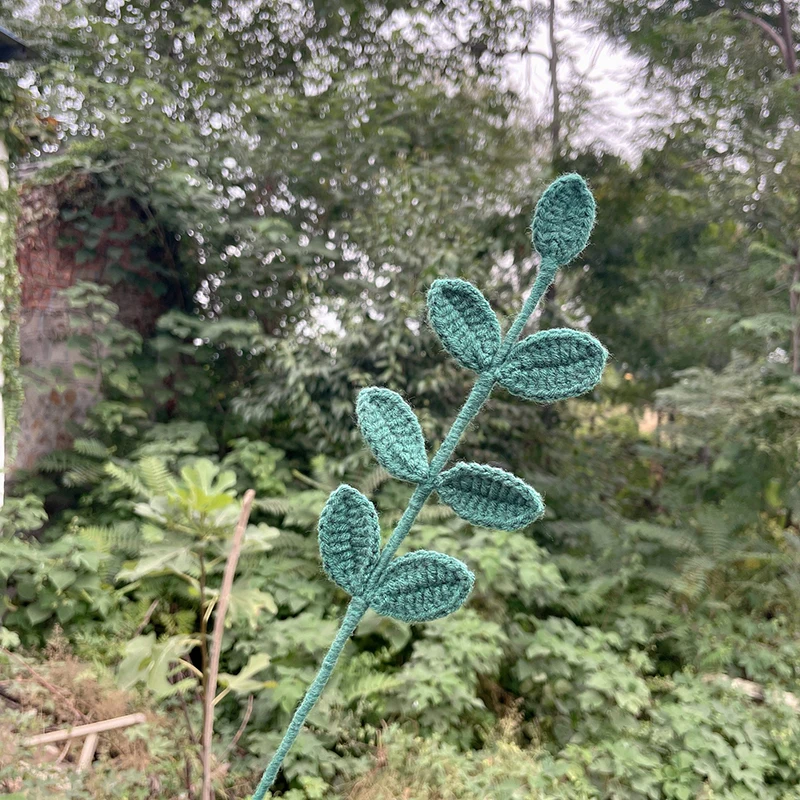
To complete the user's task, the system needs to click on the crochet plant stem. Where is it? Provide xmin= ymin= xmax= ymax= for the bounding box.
xmin=252 ymin=174 xmax=607 ymax=800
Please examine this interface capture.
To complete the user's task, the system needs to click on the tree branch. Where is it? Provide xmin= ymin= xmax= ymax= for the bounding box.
xmin=133 ymin=598 xmax=159 ymax=638
xmin=733 ymin=9 xmax=790 ymax=64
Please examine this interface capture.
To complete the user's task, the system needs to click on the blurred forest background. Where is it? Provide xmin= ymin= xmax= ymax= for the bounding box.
xmin=3 ymin=1 xmax=800 ymax=798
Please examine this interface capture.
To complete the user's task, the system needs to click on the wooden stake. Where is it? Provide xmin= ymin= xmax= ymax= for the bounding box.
xmin=76 ymin=732 xmax=99 ymax=772
xmin=201 ymin=489 xmax=255 ymax=800
xmin=23 ymin=712 xmax=146 ymax=746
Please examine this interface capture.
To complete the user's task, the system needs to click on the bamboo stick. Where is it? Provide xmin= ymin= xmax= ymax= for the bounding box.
xmin=23 ymin=712 xmax=146 ymax=746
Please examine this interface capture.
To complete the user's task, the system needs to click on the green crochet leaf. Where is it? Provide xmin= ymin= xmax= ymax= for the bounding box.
xmin=369 ymin=550 xmax=474 ymax=623
xmin=318 ymin=485 xmax=380 ymax=597
xmin=436 ymin=462 xmax=544 ymax=530
xmin=356 ymin=388 xmax=428 ymax=483
xmin=532 ymin=173 xmax=596 ymax=267
xmin=497 ymin=328 xmax=607 ymax=404
xmin=427 ymin=278 xmax=501 ymax=373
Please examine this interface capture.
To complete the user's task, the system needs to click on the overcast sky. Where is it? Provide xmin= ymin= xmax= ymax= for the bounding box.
xmin=508 ymin=1 xmax=659 ymax=161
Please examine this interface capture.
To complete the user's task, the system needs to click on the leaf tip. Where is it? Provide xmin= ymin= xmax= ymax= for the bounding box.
xmin=532 ymin=173 xmax=596 ymax=267
xmin=426 ymin=278 xmax=501 ymax=373
xmin=356 ymin=387 xmax=429 ymax=483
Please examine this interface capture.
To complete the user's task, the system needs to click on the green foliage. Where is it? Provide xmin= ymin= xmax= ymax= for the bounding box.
xmin=351 ymin=725 xmax=548 ymax=799
xmin=9 ymin=2 xmax=800 ymax=798
xmin=0 ymin=177 xmax=22 ymax=460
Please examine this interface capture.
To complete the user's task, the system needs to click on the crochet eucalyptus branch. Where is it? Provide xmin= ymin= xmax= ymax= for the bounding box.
xmin=252 ymin=174 xmax=607 ymax=799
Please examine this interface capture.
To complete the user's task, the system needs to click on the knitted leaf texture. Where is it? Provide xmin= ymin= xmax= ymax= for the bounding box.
xmin=532 ymin=173 xmax=596 ymax=267
xmin=318 ymin=485 xmax=380 ymax=597
xmin=497 ymin=328 xmax=608 ymax=404
xmin=436 ymin=462 xmax=544 ymax=530
xmin=427 ymin=278 xmax=501 ymax=373
xmin=356 ymin=388 xmax=429 ymax=483
xmin=369 ymin=550 xmax=474 ymax=623
xmin=252 ymin=174 xmax=609 ymax=800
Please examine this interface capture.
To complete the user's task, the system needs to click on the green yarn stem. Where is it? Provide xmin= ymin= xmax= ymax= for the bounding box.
xmin=498 ymin=257 xmax=557 ymax=364
xmin=252 ymin=596 xmax=369 ymax=800
xmin=251 ymin=257 xmax=557 ymax=799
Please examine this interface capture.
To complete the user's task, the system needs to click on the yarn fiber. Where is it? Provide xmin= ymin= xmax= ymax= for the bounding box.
xmin=437 ymin=462 xmax=545 ymax=531
xmin=370 ymin=550 xmax=475 ymax=623
xmin=427 ymin=278 xmax=501 ymax=372
xmin=356 ymin=387 xmax=429 ymax=482
xmin=497 ymin=328 xmax=608 ymax=404
xmin=318 ymin=485 xmax=380 ymax=597
xmin=532 ymin=173 xmax=596 ymax=267
xmin=252 ymin=173 xmax=607 ymax=800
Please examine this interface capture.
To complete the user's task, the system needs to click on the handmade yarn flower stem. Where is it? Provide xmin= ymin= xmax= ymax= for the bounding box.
xmin=252 ymin=174 xmax=607 ymax=799
xmin=366 ymin=259 xmax=559 ymax=587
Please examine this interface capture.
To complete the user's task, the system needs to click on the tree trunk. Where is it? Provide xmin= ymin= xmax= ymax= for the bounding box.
xmin=779 ymin=0 xmax=798 ymax=74
xmin=0 ymin=138 xmax=8 ymax=510
xmin=791 ymin=258 xmax=800 ymax=375
xmin=779 ymin=3 xmax=800 ymax=374
xmin=548 ymin=0 xmax=561 ymax=162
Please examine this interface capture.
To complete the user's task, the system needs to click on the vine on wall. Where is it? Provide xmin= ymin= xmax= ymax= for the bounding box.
xmin=0 ymin=176 xmax=22 ymax=462
xmin=0 ymin=71 xmax=38 ymax=463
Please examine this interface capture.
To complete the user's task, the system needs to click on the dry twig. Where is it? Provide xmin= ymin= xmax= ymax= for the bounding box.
xmin=201 ymin=489 xmax=255 ymax=800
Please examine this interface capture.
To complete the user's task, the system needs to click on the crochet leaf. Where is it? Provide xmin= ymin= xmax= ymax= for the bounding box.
xmin=532 ymin=173 xmax=596 ymax=266
xmin=436 ymin=462 xmax=544 ymax=530
xmin=497 ymin=328 xmax=607 ymax=403
xmin=356 ymin=388 xmax=428 ymax=483
xmin=318 ymin=485 xmax=380 ymax=597
xmin=369 ymin=551 xmax=474 ymax=623
xmin=427 ymin=278 xmax=501 ymax=373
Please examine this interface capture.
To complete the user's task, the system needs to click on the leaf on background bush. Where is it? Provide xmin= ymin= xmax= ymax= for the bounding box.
xmin=370 ymin=550 xmax=474 ymax=623
xmin=437 ymin=463 xmax=544 ymax=530
xmin=117 ymin=633 xmax=198 ymax=698
xmin=216 ymin=653 xmax=274 ymax=702
xmin=116 ymin=545 xmax=196 ymax=584
xmin=356 ymin=388 xmax=428 ymax=482
xmin=498 ymin=328 xmax=607 ymax=403
xmin=318 ymin=485 xmax=381 ymax=597
xmin=0 ymin=629 xmax=20 ymax=649
xmin=226 ymin=585 xmax=278 ymax=629
xmin=427 ymin=278 xmax=501 ymax=372
xmin=49 ymin=568 xmax=78 ymax=592
xmin=532 ymin=173 xmax=596 ymax=266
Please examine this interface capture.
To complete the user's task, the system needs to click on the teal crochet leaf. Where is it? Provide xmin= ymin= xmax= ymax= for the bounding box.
xmin=356 ymin=388 xmax=428 ymax=483
xmin=427 ymin=278 xmax=501 ymax=373
xmin=497 ymin=328 xmax=607 ymax=404
xmin=436 ymin=462 xmax=544 ymax=530
xmin=369 ymin=551 xmax=474 ymax=623
xmin=318 ymin=485 xmax=380 ymax=597
xmin=532 ymin=173 xmax=596 ymax=267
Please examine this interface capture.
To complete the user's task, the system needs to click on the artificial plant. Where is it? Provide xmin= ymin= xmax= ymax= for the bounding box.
xmin=252 ymin=173 xmax=607 ymax=799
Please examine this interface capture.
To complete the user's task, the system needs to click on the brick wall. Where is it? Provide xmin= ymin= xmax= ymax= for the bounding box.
xmin=11 ymin=173 xmax=171 ymax=472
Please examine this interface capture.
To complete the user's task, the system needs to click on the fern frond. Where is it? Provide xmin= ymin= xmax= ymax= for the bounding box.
xmin=358 ymin=466 xmax=391 ymax=496
xmin=255 ymin=497 xmax=290 ymax=516
xmin=139 ymin=457 xmax=173 ymax=496
xmin=63 ymin=463 xmax=106 ymax=487
xmin=72 ymin=438 xmax=112 ymax=459
xmin=37 ymin=450 xmax=87 ymax=473
xmin=342 ymin=671 xmax=404 ymax=703
xmin=417 ymin=503 xmax=456 ymax=523
xmin=694 ymin=506 xmax=734 ymax=558
xmin=105 ymin=461 xmax=149 ymax=498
